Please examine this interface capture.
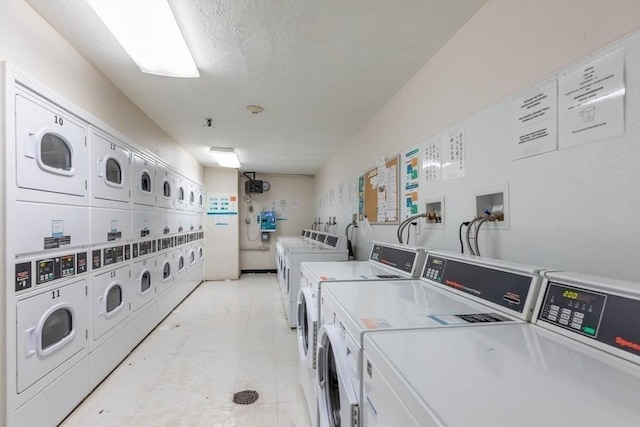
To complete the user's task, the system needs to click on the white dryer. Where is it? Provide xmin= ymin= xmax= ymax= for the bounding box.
xmin=196 ymin=185 xmax=205 ymax=212
xmin=361 ymin=272 xmax=640 ymax=427
xmin=13 ymin=88 xmax=89 ymax=204
xmin=132 ymin=152 xmax=156 ymax=207
xmin=89 ymin=244 xmax=132 ymax=388
xmin=297 ymin=242 xmax=427 ymax=427
xmin=14 ymin=275 xmax=90 ymax=426
xmin=174 ymin=175 xmax=188 ymax=211
xmin=316 ymin=251 xmax=546 ymax=427
xmin=187 ymin=181 xmax=197 ymax=212
xmin=129 ymin=252 xmax=158 ymax=344
xmin=132 ymin=210 xmax=158 ymax=241
xmin=156 ymin=244 xmax=176 ymax=321
xmin=91 ymin=129 xmax=131 ymax=208
xmin=157 ymin=166 xmax=176 ymax=210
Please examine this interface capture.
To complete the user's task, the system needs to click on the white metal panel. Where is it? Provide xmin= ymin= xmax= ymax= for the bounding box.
xmin=91 ymin=130 xmax=131 ymax=206
xmin=91 ymin=265 xmax=130 ymax=346
xmin=14 ymin=91 xmax=88 ymax=201
xmin=10 ymin=201 xmax=90 ymax=255
xmin=90 ymin=208 xmax=132 ymax=246
xmin=132 ymin=210 xmax=158 ymax=241
xmin=157 ymin=166 xmax=175 ymax=210
xmin=131 ymin=257 xmax=156 ymax=313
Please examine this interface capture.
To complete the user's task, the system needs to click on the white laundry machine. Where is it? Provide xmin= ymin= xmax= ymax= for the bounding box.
xmin=187 ymin=181 xmax=197 ymax=212
xmin=276 ymin=232 xmax=328 ymax=292
xmin=13 ymin=272 xmax=91 ymax=427
xmin=361 ymin=272 xmax=640 ymax=427
xmin=89 ymin=244 xmax=132 ymax=388
xmin=13 ymin=88 xmax=89 ymax=205
xmin=156 ymin=241 xmax=177 ymax=321
xmin=174 ymin=175 xmax=188 ymax=211
xmin=297 ymin=242 xmax=427 ymax=427
xmin=90 ymin=129 xmax=131 ymax=208
xmin=316 ymin=251 xmax=546 ymax=427
xmin=129 ymin=250 xmax=159 ymax=344
xmin=282 ymin=235 xmax=348 ymax=328
xmin=132 ymin=209 xmax=158 ymax=241
xmin=132 ymin=152 xmax=156 ymax=207
xmin=157 ymin=166 xmax=176 ymax=210
xmin=90 ymin=207 xmax=132 ymax=245
xmin=196 ymin=185 xmax=205 ymax=212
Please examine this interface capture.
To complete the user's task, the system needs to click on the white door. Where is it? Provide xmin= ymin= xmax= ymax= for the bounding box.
xmin=132 ymin=258 xmax=156 ymax=312
xmin=317 ymin=325 xmax=359 ymax=427
xmin=175 ymin=176 xmax=187 ymax=211
xmin=187 ymin=181 xmax=197 ymax=212
xmin=132 ymin=153 xmax=156 ymax=207
xmin=157 ymin=254 xmax=174 ymax=294
xmin=91 ymin=131 xmax=131 ymax=206
xmin=298 ymin=287 xmax=318 ymax=369
xmin=16 ymin=278 xmax=89 ymax=393
xmin=92 ymin=265 xmax=130 ymax=344
xmin=157 ymin=167 xmax=175 ymax=210
xmin=196 ymin=185 xmax=205 ymax=212
xmin=15 ymin=92 xmax=88 ymax=199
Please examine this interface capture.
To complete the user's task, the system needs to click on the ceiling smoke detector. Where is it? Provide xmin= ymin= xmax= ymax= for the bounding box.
xmin=246 ymin=105 xmax=264 ymax=115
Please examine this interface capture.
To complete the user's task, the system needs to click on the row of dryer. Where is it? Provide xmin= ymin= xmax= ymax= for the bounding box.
xmin=1 ymin=64 xmax=207 ymax=427
xmin=276 ymin=230 xmax=348 ymax=328
xmin=295 ymin=242 xmax=640 ymax=427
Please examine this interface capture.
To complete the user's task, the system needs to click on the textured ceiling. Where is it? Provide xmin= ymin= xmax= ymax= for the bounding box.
xmin=26 ymin=0 xmax=486 ymax=175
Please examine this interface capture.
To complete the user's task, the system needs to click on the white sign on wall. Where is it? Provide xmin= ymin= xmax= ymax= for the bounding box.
xmin=512 ymin=80 xmax=558 ymax=159
xmin=558 ymin=48 xmax=625 ymax=148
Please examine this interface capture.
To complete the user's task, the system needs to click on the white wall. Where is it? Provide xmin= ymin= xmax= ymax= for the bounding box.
xmin=315 ymin=0 xmax=640 ymax=282
xmin=238 ymin=174 xmax=315 ymax=271
xmin=204 ymin=167 xmax=240 ymax=280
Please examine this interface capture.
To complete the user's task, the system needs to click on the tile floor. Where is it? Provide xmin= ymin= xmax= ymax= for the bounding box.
xmin=60 ymin=274 xmax=311 ymax=427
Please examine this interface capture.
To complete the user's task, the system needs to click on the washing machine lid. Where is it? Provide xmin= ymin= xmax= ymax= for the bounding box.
xmin=301 ymin=261 xmax=412 ymax=285
xmin=363 ymin=324 xmax=640 ymax=427
xmin=322 ymin=280 xmax=525 ymax=345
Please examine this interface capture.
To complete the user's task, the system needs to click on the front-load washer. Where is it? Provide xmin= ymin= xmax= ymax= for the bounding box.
xmin=157 ymin=166 xmax=176 ymax=210
xmin=282 ymin=236 xmax=348 ymax=328
xmin=361 ymin=272 xmax=640 ymax=427
xmin=297 ymin=242 xmax=427 ymax=427
xmin=132 ymin=152 xmax=156 ymax=207
xmin=13 ymin=276 xmax=90 ymax=426
xmin=91 ymin=129 xmax=131 ymax=208
xmin=316 ymin=251 xmax=546 ymax=427
xmin=14 ymin=88 xmax=89 ymax=204
xmin=9 ymin=201 xmax=90 ymax=255
xmin=90 ymin=207 xmax=132 ymax=246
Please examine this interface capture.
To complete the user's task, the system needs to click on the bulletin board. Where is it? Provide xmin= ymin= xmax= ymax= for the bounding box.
xmin=363 ymin=156 xmax=399 ymax=224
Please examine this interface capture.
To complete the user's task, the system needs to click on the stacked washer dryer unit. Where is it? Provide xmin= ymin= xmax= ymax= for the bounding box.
xmin=316 ymin=251 xmax=547 ymax=427
xmin=281 ymin=232 xmax=348 ymax=328
xmin=361 ymin=272 xmax=640 ymax=426
xmin=1 ymin=64 xmax=206 ymax=427
xmin=297 ymin=242 xmax=427 ymax=427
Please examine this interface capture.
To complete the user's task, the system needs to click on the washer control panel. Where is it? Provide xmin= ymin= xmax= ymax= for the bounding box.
xmin=538 ymin=281 xmax=640 ymax=358
xmin=14 ymin=251 xmax=88 ymax=292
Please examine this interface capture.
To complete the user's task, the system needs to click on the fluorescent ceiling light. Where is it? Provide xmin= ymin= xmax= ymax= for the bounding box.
xmin=87 ymin=0 xmax=199 ymax=78
xmin=209 ymin=147 xmax=241 ymax=169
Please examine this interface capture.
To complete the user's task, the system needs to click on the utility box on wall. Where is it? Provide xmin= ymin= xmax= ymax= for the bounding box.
xmin=259 ymin=210 xmax=277 ymax=232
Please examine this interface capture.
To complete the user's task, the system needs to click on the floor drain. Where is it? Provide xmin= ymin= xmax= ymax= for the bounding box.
xmin=232 ymin=390 xmax=259 ymax=405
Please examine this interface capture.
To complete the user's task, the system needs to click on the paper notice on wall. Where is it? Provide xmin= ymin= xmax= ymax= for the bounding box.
xmin=423 ymin=139 xmax=441 ymax=183
xmin=512 ymin=80 xmax=558 ymax=159
xmin=441 ymin=128 xmax=465 ymax=181
xmin=213 ymin=215 xmax=229 ymax=226
xmin=360 ymin=216 xmax=374 ymax=242
xmin=404 ymin=147 xmax=420 ymax=218
xmin=558 ymin=48 xmax=625 ymax=148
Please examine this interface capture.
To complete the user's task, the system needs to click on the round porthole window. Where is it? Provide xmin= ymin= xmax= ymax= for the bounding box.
xmin=40 ymin=133 xmax=72 ymax=172
xmin=163 ymin=180 xmax=171 ymax=198
xmin=141 ymin=172 xmax=152 ymax=193
xmin=106 ymin=158 xmax=122 ymax=185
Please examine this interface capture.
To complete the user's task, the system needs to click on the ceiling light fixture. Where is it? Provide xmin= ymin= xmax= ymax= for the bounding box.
xmin=87 ymin=0 xmax=199 ymax=78
xmin=209 ymin=147 xmax=241 ymax=169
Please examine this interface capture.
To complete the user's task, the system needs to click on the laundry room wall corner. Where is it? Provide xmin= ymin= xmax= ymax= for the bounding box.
xmin=204 ymin=167 xmax=240 ymax=280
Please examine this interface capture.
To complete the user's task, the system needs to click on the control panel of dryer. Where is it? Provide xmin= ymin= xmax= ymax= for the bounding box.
xmin=14 ymin=251 xmax=88 ymax=292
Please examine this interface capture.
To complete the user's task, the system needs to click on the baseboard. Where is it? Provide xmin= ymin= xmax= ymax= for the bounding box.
xmin=241 ymin=269 xmax=277 ymax=274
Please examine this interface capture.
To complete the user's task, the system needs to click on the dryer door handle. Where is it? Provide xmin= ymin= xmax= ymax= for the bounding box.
xmin=97 ymin=158 xmax=105 ymax=177
xmin=97 ymin=296 xmax=105 ymax=316
xmin=317 ymin=344 xmax=326 ymax=387
xmin=25 ymin=327 xmax=37 ymax=357
xmin=25 ymin=131 xmax=36 ymax=159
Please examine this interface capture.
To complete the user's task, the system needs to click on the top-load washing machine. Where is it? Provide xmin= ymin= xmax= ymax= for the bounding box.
xmin=316 ymin=251 xmax=546 ymax=427
xmin=360 ymin=272 xmax=640 ymax=427
xmin=276 ymin=231 xmax=326 ymax=290
xmin=12 ymin=86 xmax=89 ymax=205
xmin=90 ymin=129 xmax=131 ymax=208
xmin=132 ymin=152 xmax=156 ymax=208
xmin=281 ymin=234 xmax=348 ymax=328
xmin=297 ymin=242 xmax=427 ymax=427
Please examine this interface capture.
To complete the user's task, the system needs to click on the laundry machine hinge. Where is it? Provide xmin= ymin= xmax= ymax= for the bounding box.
xmin=85 ymin=329 xmax=88 ymax=340
xmin=85 ymin=286 xmax=88 ymax=296
xmin=84 ymin=136 xmax=87 ymax=146
xmin=85 ymin=180 xmax=87 ymax=190
xmin=352 ymin=405 xmax=359 ymax=427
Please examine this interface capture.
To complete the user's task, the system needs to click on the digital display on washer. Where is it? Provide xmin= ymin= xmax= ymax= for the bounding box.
xmin=538 ymin=282 xmax=640 ymax=357
xmin=422 ymin=255 xmax=533 ymax=313
xmin=370 ymin=245 xmax=418 ymax=274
